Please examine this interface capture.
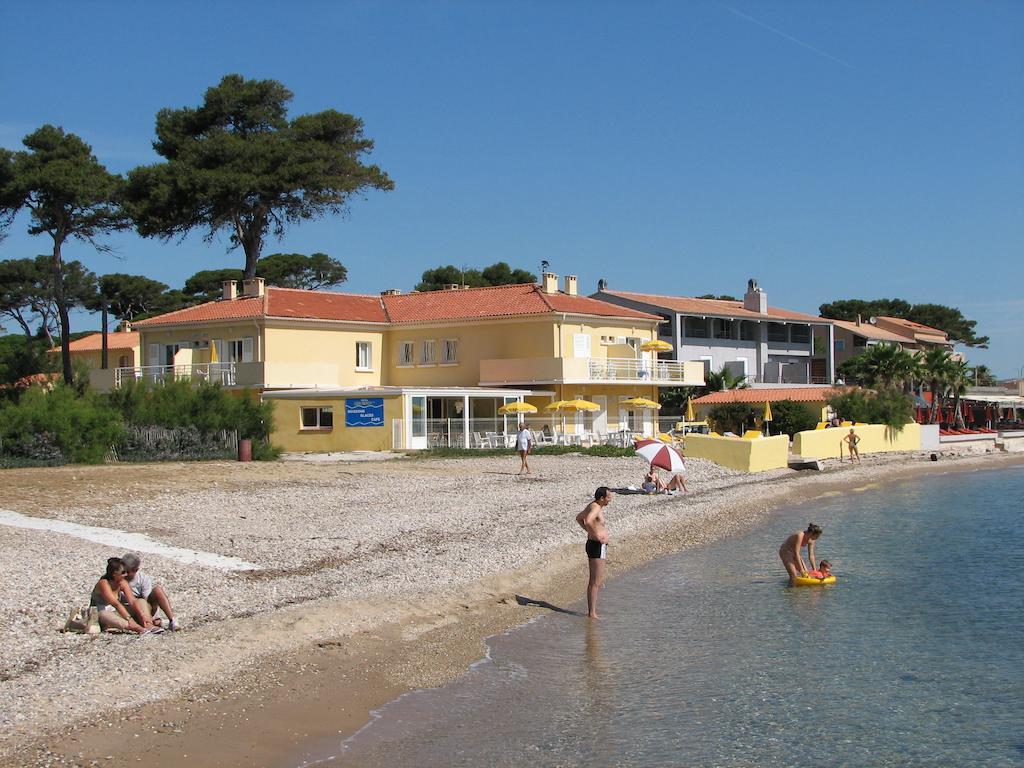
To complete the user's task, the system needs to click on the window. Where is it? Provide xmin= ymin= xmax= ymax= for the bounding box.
xmin=441 ymin=339 xmax=459 ymax=364
xmin=713 ymin=319 xmax=733 ymax=340
xmin=398 ymin=342 xmax=415 ymax=366
xmin=835 ymin=339 xmax=846 ymax=352
xmin=853 ymin=335 xmax=867 ymax=348
xmin=791 ymin=325 xmax=810 ymax=344
xmin=573 ymin=334 xmax=592 ymax=358
xmin=684 ymin=317 xmax=708 ymax=338
xmin=699 ymin=356 xmax=713 ymax=376
xmin=356 ymin=341 xmax=372 ymax=370
xmin=739 ymin=321 xmax=757 ymax=341
xmin=300 ymin=406 xmax=333 ymax=430
xmin=767 ymin=323 xmax=788 ymax=343
xmin=420 ymin=339 xmax=437 ymax=365
xmin=626 ymin=336 xmax=643 ymax=352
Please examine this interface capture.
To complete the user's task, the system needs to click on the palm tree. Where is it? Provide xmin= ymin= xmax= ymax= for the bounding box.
xmin=703 ymin=365 xmax=749 ymax=394
xmin=920 ymin=348 xmax=958 ymax=424
xmin=948 ymin=358 xmax=971 ymax=428
xmin=843 ymin=344 xmax=919 ymax=391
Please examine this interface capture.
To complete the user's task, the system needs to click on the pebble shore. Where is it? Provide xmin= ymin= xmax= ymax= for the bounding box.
xmin=0 ymin=447 xmax=1012 ymax=766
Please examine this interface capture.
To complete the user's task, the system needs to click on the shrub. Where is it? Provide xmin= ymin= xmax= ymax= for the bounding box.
xmin=769 ymin=400 xmax=819 ymax=438
xmin=0 ymin=384 xmax=124 ymax=464
xmin=707 ymin=403 xmax=758 ymax=434
xmin=827 ymin=387 xmax=913 ymax=431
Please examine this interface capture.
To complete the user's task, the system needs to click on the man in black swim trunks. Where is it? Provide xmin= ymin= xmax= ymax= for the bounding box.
xmin=576 ymin=486 xmax=612 ymax=619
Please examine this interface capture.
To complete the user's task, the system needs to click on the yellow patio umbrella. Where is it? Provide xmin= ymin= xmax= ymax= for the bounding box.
xmin=639 ymin=339 xmax=673 ymax=352
xmin=545 ymin=400 xmax=569 ymax=411
xmin=208 ymin=340 xmax=218 ymax=363
xmin=498 ymin=401 xmax=538 ymax=414
xmin=685 ymin=398 xmax=696 ymax=422
xmin=763 ymin=401 xmax=773 ymax=421
xmin=620 ymin=397 xmax=662 ymax=409
xmin=559 ymin=399 xmax=601 ymax=412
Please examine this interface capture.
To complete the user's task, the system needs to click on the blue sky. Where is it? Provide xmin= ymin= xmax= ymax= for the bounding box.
xmin=2 ymin=1 xmax=1021 ymax=376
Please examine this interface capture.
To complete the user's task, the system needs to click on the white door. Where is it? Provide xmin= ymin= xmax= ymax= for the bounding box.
xmin=409 ymin=396 xmax=427 ymax=449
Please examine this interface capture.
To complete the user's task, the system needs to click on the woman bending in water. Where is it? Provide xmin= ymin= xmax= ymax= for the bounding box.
xmin=779 ymin=523 xmax=822 ymax=584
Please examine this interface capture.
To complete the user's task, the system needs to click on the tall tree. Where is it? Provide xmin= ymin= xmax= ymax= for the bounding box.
xmin=124 ymin=74 xmax=393 ymax=280
xmin=818 ymin=298 xmax=912 ymax=322
xmin=93 ymin=273 xmax=171 ymax=322
xmin=0 ymin=126 xmax=129 ymax=383
xmin=819 ymin=297 xmax=988 ymax=348
xmin=257 ymin=252 xmax=347 ymax=290
xmin=415 ymin=261 xmax=537 ymax=292
xmin=0 ymin=257 xmax=52 ymax=338
xmin=919 ymin=348 xmax=957 ymax=424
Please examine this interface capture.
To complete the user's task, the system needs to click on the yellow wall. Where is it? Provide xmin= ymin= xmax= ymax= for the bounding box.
xmin=555 ymin=320 xmax=660 ymax=361
xmin=685 ymin=433 xmax=790 ymax=472
xmin=264 ymin=326 xmax=386 ymax=387
xmin=66 ymin=348 xmax=138 ymax=370
xmin=141 ymin=324 xmax=263 ymax=364
xmin=792 ymin=423 xmax=922 ymax=459
xmin=383 ymin=319 xmax=557 ymax=387
xmin=269 ymin=395 xmax=403 ymax=452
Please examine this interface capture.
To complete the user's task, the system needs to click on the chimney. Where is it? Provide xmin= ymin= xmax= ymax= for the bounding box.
xmin=856 ymin=314 xmax=862 ymax=327
xmin=242 ymin=277 xmax=265 ymax=298
xmin=542 ymin=272 xmax=558 ymax=294
xmin=381 ymin=289 xmax=401 ymax=296
xmin=121 ymin=321 xmax=132 ymax=333
xmin=444 ymin=283 xmax=461 ymax=291
xmin=564 ymin=275 xmax=578 ymax=296
xmin=742 ymin=278 xmax=767 ymax=314
xmin=222 ymin=280 xmax=238 ymax=301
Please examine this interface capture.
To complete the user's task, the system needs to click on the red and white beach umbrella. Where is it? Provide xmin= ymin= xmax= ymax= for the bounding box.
xmin=634 ymin=439 xmax=686 ymax=472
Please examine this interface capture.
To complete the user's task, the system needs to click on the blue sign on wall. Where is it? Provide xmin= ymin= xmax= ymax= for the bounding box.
xmin=345 ymin=398 xmax=384 ymax=427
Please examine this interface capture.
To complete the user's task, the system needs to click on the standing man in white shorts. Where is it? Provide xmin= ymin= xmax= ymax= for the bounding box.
xmin=516 ymin=421 xmax=534 ymax=476
xmin=121 ymin=553 xmax=181 ymax=631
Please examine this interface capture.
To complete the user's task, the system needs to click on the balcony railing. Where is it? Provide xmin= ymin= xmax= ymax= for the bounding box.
xmin=588 ymin=358 xmax=698 ymax=383
xmin=479 ymin=357 xmax=705 ymax=386
xmin=115 ymin=362 xmax=236 ymax=387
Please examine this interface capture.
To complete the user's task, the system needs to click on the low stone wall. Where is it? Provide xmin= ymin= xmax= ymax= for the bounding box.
xmin=793 ymin=423 xmax=923 ymax=459
xmin=685 ymin=434 xmax=790 ymax=472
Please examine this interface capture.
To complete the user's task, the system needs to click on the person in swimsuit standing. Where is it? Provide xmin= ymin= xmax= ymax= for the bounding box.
xmin=844 ymin=428 xmax=861 ymax=463
xmin=779 ymin=523 xmax=822 ymax=585
xmin=576 ymin=486 xmax=612 ymax=619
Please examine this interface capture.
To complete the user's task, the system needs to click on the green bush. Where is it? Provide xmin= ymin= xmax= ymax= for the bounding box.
xmin=769 ymin=400 xmax=819 ymax=438
xmin=827 ymin=387 xmax=913 ymax=431
xmin=707 ymin=403 xmax=758 ymax=434
xmin=0 ymin=384 xmax=124 ymax=464
xmin=105 ymin=379 xmax=274 ymax=439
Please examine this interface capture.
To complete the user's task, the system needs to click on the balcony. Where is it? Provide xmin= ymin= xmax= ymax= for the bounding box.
xmin=114 ymin=363 xmax=239 ymax=387
xmin=478 ymin=357 xmax=705 ymax=386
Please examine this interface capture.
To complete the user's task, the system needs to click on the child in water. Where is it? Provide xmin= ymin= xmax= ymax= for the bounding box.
xmin=805 ymin=559 xmax=832 ymax=579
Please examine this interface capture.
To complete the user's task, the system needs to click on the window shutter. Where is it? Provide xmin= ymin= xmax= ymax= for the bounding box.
xmin=241 ymin=337 xmax=254 ymax=363
xmin=148 ymin=343 xmax=160 ymax=366
xmin=573 ymin=334 xmax=591 ymax=358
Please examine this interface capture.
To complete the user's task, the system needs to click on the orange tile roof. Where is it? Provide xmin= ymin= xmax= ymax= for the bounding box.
xmin=832 ymin=320 xmax=909 ymax=343
xmin=873 ymin=316 xmax=949 ymax=340
xmin=134 ymin=284 xmax=659 ymax=328
xmin=383 ymin=283 xmax=659 ymax=323
xmin=598 ymin=290 xmax=827 ymax=323
xmin=51 ymin=331 xmax=140 ymax=352
xmin=694 ymin=387 xmax=841 ymax=404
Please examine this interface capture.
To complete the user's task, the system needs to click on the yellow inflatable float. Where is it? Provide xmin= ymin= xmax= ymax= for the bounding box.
xmin=792 ymin=573 xmax=836 ymax=586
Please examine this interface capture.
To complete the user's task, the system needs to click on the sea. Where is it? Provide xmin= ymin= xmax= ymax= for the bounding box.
xmin=300 ymin=465 xmax=1024 ymax=767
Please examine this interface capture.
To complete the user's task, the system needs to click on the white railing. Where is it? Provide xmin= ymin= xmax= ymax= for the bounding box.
xmin=588 ymin=357 xmax=693 ymax=382
xmin=115 ymin=362 xmax=236 ymax=387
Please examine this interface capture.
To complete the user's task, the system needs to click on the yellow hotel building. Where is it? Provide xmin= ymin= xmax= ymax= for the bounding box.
xmin=92 ymin=272 xmax=704 ymax=451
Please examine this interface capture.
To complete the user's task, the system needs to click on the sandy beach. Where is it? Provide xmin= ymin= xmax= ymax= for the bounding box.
xmin=1 ymin=445 xmax=1021 ymax=768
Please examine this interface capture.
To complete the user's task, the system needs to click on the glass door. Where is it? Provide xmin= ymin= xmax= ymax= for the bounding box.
xmin=409 ymin=396 xmax=427 ymax=449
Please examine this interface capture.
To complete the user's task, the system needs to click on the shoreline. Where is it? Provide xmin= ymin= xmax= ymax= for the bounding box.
xmin=4 ymin=450 xmax=1023 ymax=768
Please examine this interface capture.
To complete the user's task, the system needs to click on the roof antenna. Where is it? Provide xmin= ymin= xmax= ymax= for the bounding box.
xmin=540 ymin=260 xmax=550 ymax=275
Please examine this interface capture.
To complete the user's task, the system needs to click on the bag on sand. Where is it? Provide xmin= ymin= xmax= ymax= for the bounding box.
xmin=63 ymin=606 xmax=100 ymax=635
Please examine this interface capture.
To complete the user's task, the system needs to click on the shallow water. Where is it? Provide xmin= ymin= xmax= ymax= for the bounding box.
xmin=305 ymin=467 xmax=1024 ymax=767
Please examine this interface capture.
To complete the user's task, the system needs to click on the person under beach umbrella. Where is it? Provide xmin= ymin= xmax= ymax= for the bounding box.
xmin=633 ymin=438 xmax=686 ymax=472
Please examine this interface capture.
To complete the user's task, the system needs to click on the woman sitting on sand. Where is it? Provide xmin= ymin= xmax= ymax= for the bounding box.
xmin=778 ymin=523 xmax=822 ymax=584
xmin=90 ymin=558 xmax=148 ymax=634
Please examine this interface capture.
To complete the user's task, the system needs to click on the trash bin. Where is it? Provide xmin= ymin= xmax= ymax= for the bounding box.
xmin=238 ymin=438 xmax=252 ymax=462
